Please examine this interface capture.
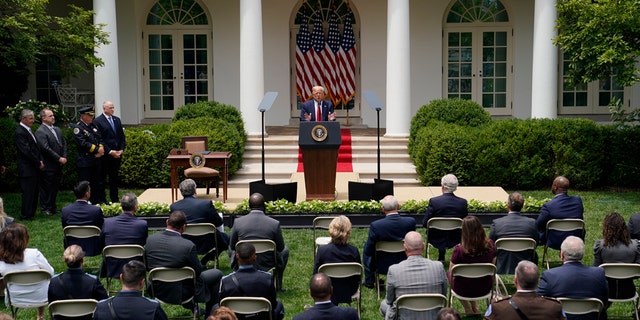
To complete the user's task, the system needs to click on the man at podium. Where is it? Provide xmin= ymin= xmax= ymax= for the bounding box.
xmin=300 ymin=86 xmax=336 ymax=121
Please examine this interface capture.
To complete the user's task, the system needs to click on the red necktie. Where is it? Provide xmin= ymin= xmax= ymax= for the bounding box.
xmin=316 ymin=102 xmax=322 ymax=122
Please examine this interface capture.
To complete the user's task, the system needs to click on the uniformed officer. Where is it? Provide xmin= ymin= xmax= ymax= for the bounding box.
xmin=72 ymin=106 xmax=105 ymax=204
xmin=484 ymin=260 xmax=565 ymax=320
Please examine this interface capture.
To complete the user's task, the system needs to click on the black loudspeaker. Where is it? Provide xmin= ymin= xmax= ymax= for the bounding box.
xmin=348 ymin=179 xmax=394 ymax=201
xmin=249 ymin=180 xmax=298 ymax=203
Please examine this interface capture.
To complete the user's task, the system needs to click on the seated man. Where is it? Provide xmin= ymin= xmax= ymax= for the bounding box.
xmin=363 ymin=195 xmax=416 ymax=288
xmin=537 ymin=236 xmax=608 ymax=320
xmin=293 ymin=273 xmax=358 ymax=320
xmin=61 ymin=180 xmax=104 ymax=255
xmin=485 ymin=260 xmax=565 ymax=320
xmin=422 ymin=174 xmax=468 ymax=262
xmin=536 ymin=176 xmax=584 ymax=249
xmin=217 ymin=242 xmax=284 ymax=320
xmin=489 ymin=192 xmax=539 ymax=274
xmin=94 ymin=260 xmax=167 ymax=320
xmin=380 ymin=231 xmax=448 ymax=320
xmin=170 ymin=178 xmax=229 ymax=265
xmin=230 ymin=193 xmax=289 ymax=290
xmin=145 ymin=211 xmax=223 ymax=316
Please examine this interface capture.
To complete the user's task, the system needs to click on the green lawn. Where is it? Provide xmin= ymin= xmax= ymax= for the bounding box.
xmin=0 ymin=190 xmax=639 ymax=319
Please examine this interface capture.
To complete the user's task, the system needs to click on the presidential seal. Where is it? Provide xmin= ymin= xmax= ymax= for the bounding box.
xmin=189 ymin=153 xmax=206 ymax=168
xmin=311 ymin=124 xmax=328 ymax=142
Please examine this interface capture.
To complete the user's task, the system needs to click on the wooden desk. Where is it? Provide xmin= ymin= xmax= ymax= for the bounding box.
xmin=167 ymin=152 xmax=232 ymax=203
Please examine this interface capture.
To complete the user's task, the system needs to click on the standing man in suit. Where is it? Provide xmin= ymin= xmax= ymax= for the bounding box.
xmin=217 ymin=242 xmax=284 ymax=320
xmin=485 ymin=260 xmax=565 ymax=320
xmin=300 ymin=86 xmax=336 ymax=121
xmin=72 ymin=106 xmax=105 ymax=204
xmin=230 ymin=193 xmax=289 ymax=291
xmin=536 ymin=176 xmax=584 ymax=249
xmin=170 ymin=178 xmax=229 ymax=265
xmin=35 ymin=108 xmax=67 ymax=216
xmin=61 ymin=181 xmax=105 ymax=256
xmin=422 ymin=173 xmax=468 ymax=262
xmin=145 ymin=211 xmax=223 ymax=316
xmin=380 ymin=231 xmax=448 ymax=320
xmin=293 ymin=273 xmax=359 ymax=320
xmin=489 ymin=192 xmax=539 ymax=274
xmin=537 ymin=236 xmax=608 ymax=320
xmin=363 ymin=195 xmax=416 ymax=288
xmin=93 ymin=101 xmax=125 ymax=203
xmin=101 ymin=193 xmax=148 ymax=278
xmin=13 ymin=109 xmax=44 ymax=220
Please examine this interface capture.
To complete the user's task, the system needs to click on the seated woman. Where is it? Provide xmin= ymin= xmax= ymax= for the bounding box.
xmin=593 ymin=212 xmax=640 ymax=299
xmin=313 ymin=215 xmax=361 ymax=305
xmin=48 ymin=244 xmax=108 ymax=319
xmin=0 ymin=224 xmax=54 ymax=320
xmin=448 ymin=215 xmax=496 ymax=316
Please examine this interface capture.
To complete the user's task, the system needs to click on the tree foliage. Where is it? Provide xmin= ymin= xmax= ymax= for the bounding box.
xmin=555 ymin=0 xmax=640 ymax=87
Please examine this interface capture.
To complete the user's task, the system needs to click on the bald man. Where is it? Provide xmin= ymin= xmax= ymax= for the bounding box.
xmin=536 ymin=176 xmax=584 ymax=249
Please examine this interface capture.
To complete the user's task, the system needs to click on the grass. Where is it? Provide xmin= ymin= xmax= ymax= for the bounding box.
xmin=0 ymin=190 xmax=639 ymax=319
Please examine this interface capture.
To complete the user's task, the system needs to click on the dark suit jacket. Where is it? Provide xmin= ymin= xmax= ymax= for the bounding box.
xmin=35 ymin=124 xmax=66 ymax=172
xmin=292 ymin=302 xmax=359 ymax=320
xmin=14 ymin=124 xmax=42 ymax=177
xmin=536 ymin=193 xmax=584 ymax=249
xmin=537 ymin=261 xmax=608 ymax=320
xmin=230 ymin=210 xmax=286 ymax=271
xmin=61 ymin=201 xmax=105 ymax=255
xmin=628 ymin=213 xmax=640 ymax=240
xmin=486 ymin=291 xmax=565 ymax=320
xmin=94 ymin=290 xmax=168 ymax=320
xmin=170 ymin=196 xmax=227 ymax=253
xmin=299 ymin=99 xmax=335 ymax=121
xmin=363 ymin=214 xmax=416 ymax=274
xmin=101 ymin=212 xmax=148 ymax=278
xmin=489 ymin=212 xmax=539 ymax=274
xmin=422 ymin=193 xmax=468 ymax=250
xmin=218 ymin=266 xmax=279 ymax=320
xmin=313 ymin=242 xmax=361 ymax=304
xmin=93 ymin=114 xmax=125 ymax=153
xmin=48 ymin=267 xmax=108 ymax=303
xmin=145 ymin=230 xmax=204 ymax=304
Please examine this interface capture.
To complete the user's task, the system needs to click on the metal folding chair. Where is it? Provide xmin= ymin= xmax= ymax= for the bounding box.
xmin=448 ymin=263 xmax=497 ymax=308
xmin=557 ymin=297 xmax=604 ymax=319
xmin=542 ymin=219 xmax=585 ymax=269
xmin=183 ymin=223 xmax=219 ymax=268
xmin=313 ymin=216 xmax=335 ymax=258
xmin=393 ymin=293 xmax=447 ymax=320
xmin=374 ymin=240 xmax=405 ymax=299
xmin=101 ymin=245 xmax=145 ymax=295
xmin=148 ymin=267 xmax=197 ymax=320
xmin=425 ymin=217 xmax=463 ymax=260
xmin=318 ymin=262 xmax=363 ymax=317
xmin=220 ymin=297 xmax=273 ymax=320
xmin=599 ymin=263 xmax=640 ymax=319
xmin=48 ymin=299 xmax=98 ymax=319
xmin=4 ymin=270 xmax=52 ymax=319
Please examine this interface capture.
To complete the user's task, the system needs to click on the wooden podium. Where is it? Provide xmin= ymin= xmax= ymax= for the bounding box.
xmin=299 ymin=122 xmax=341 ymax=201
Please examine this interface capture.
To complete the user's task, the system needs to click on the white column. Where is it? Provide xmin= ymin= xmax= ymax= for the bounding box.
xmin=530 ymin=0 xmax=558 ymax=118
xmin=385 ymin=0 xmax=411 ymax=137
xmin=93 ymin=0 xmax=121 ymax=117
xmin=240 ymin=0 xmax=264 ymax=136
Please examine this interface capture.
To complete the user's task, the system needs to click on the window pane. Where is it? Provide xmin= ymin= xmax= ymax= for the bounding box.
xmin=184 ymin=35 xmax=194 ymax=49
xmin=483 ymin=32 xmax=495 ymax=46
xmin=495 ymin=94 xmax=506 ymax=107
xmin=460 ymin=63 xmax=472 ymax=77
xmin=162 ymin=51 xmax=173 ymax=64
xmin=149 ymin=51 xmax=160 ymax=64
xmin=483 ymin=63 xmax=494 ymax=77
xmin=460 ymin=79 xmax=472 ymax=93
xmin=495 ymin=78 xmax=506 ymax=92
xmin=150 ymin=81 xmax=161 ymax=94
xmin=161 ymin=35 xmax=172 ymax=49
xmin=149 ymin=35 xmax=160 ymax=49
xmin=576 ymin=92 xmax=587 ymax=106
xmin=448 ymin=64 xmax=460 ymax=77
xmin=563 ymin=93 xmax=574 ymax=107
xmin=483 ymin=48 xmax=494 ymax=62
xmin=448 ymin=49 xmax=460 ymax=62
xmin=449 ymin=33 xmax=460 ymax=46
xmin=448 ymin=79 xmax=459 ymax=93
xmin=149 ymin=66 xmax=161 ymax=79
xmin=483 ymin=94 xmax=494 ymax=107
xmin=483 ymin=79 xmax=494 ymax=92
xmin=461 ymin=48 xmax=472 ymax=62
xmin=461 ymin=32 xmax=472 ymax=46
xmin=196 ymin=34 xmax=207 ymax=48
xmin=496 ymin=32 xmax=507 ymax=46
xmin=495 ymin=63 xmax=506 ymax=77
xmin=196 ymin=50 xmax=207 ymax=64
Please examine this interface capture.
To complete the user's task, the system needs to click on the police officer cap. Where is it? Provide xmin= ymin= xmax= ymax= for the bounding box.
xmin=78 ymin=105 xmax=95 ymax=115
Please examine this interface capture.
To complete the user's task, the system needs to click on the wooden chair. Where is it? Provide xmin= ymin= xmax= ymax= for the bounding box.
xmin=182 ymin=136 xmax=220 ymax=197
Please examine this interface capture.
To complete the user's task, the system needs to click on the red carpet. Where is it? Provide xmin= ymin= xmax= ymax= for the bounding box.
xmin=297 ymin=129 xmax=353 ymax=172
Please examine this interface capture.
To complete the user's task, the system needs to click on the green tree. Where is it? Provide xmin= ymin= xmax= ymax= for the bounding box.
xmin=0 ymin=0 xmax=109 ymax=108
xmin=555 ymin=0 xmax=640 ymax=87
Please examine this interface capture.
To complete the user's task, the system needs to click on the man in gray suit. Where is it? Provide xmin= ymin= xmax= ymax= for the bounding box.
xmin=35 ymin=108 xmax=67 ymax=215
xmin=489 ymin=192 xmax=539 ymax=274
xmin=230 ymin=193 xmax=289 ymax=291
xmin=380 ymin=231 xmax=448 ymax=320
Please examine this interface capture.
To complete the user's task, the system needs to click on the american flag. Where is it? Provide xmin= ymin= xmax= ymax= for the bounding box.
xmin=323 ymin=12 xmax=341 ymax=106
xmin=338 ymin=13 xmax=356 ymax=104
xmin=295 ymin=15 xmax=313 ymax=101
xmin=310 ymin=16 xmax=327 ymax=91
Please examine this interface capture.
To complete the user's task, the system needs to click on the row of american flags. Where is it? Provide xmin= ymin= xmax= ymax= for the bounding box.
xmin=296 ymin=10 xmax=356 ymax=107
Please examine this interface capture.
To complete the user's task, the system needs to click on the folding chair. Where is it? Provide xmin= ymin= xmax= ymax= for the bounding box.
xmin=393 ymin=293 xmax=447 ymax=320
xmin=425 ymin=217 xmax=463 ymax=260
xmin=48 ymin=299 xmax=98 ymax=319
xmin=318 ymin=262 xmax=363 ymax=317
xmin=220 ymin=297 xmax=272 ymax=320
xmin=313 ymin=216 xmax=335 ymax=258
xmin=4 ymin=270 xmax=52 ymax=319
xmin=542 ymin=219 xmax=585 ymax=269
xmin=236 ymin=239 xmax=279 ymax=290
xmin=182 ymin=223 xmax=219 ymax=268
xmin=63 ymin=225 xmax=103 ymax=257
xmin=101 ymin=245 xmax=145 ymax=295
xmin=448 ymin=263 xmax=497 ymax=308
xmin=374 ymin=240 xmax=405 ymax=299
xmin=148 ymin=267 xmax=197 ymax=320
xmin=557 ymin=297 xmax=604 ymax=319
xmin=495 ymin=237 xmax=537 ymax=277
xmin=599 ymin=263 xmax=640 ymax=320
